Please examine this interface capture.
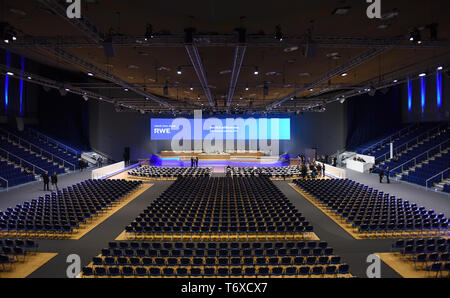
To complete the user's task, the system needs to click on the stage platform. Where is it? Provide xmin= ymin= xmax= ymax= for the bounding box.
xmin=160 ymin=151 xmax=265 ymax=160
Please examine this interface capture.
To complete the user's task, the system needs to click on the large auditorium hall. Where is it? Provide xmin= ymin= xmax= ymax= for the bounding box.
xmin=0 ymin=0 xmax=448 ymax=291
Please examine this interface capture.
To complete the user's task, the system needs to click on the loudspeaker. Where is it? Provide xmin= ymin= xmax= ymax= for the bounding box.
xmin=103 ymin=38 xmax=116 ymax=58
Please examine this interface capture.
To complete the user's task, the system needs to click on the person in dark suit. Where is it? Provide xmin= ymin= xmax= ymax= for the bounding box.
xmin=322 ymin=163 xmax=326 ymax=177
xmin=196 ymin=157 xmax=199 ymax=168
xmin=190 ymin=157 xmax=194 ymax=168
xmin=51 ymin=172 xmax=58 ymax=191
xmin=379 ymin=168 xmax=384 ymax=183
xmin=43 ymin=172 xmax=50 ymax=191
xmin=386 ymin=167 xmax=390 ymax=184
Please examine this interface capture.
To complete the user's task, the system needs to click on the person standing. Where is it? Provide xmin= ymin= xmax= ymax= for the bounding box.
xmin=196 ymin=157 xmax=199 ymax=168
xmin=51 ymin=172 xmax=58 ymax=191
xmin=386 ymin=167 xmax=390 ymax=184
xmin=43 ymin=172 xmax=50 ymax=191
xmin=322 ymin=163 xmax=326 ymax=178
xmin=379 ymin=167 xmax=384 ymax=183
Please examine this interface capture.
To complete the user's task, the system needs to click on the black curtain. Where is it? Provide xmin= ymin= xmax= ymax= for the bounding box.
xmin=346 ymin=86 xmax=403 ymax=150
xmin=36 ymin=88 xmax=90 ymax=150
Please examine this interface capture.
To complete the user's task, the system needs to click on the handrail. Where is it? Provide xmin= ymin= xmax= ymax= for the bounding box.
xmin=27 ymin=128 xmax=79 ymax=156
xmin=0 ymin=128 xmax=76 ymax=170
xmin=391 ymin=139 xmax=450 ymax=173
xmin=0 ymin=176 xmax=8 ymax=192
xmin=376 ymin=124 xmax=448 ymax=162
xmin=0 ymin=147 xmax=47 ymax=174
xmin=426 ymin=167 xmax=450 ymax=188
xmin=362 ymin=125 xmax=415 ymax=154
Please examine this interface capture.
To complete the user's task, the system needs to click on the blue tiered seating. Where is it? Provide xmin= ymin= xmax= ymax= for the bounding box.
xmin=402 ymin=151 xmax=450 ymax=187
xmin=0 ymin=139 xmax=65 ymax=176
xmin=0 ymin=161 xmax=35 ymax=188
xmin=443 ymin=185 xmax=450 ymax=194
xmin=293 ymin=179 xmax=449 ymax=238
xmin=0 ymin=179 xmax=142 ymax=239
xmin=371 ymin=124 xmax=443 ymax=163
xmin=0 ymin=128 xmax=80 ymax=170
xmin=379 ymin=130 xmax=450 ymax=177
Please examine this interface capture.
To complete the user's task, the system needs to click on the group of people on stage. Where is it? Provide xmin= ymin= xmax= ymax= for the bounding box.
xmin=41 ymin=171 xmax=58 ymax=191
xmin=190 ymin=157 xmax=199 ymax=168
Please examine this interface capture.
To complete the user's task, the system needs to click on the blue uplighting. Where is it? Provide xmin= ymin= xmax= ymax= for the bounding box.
xmin=421 ymin=77 xmax=425 ymax=112
xmin=437 ymin=70 xmax=442 ymax=109
xmin=407 ymin=78 xmax=412 ymax=111
xmin=20 ymin=56 xmax=25 ymax=116
xmin=4 ymin=51 xmax=11 ymax=115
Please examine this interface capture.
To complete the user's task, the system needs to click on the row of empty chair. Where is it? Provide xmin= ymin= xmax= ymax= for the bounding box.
xmin=0 ymin=179 xmax=142 ymax=239
xmin=391 ymin=238 xmax=450 ymax=277
xmin=128 ymin=166 xmax=211 ymax=178
xmin=226 ymin=166 xmax=302 ymax=178
xmin=0 ymin=238 xmax=39 ymax=271
xmin=0 ymin=138 xmax=65 ymax=176
xmin=0 ymin=160 xmax=35 ymax=188
xmin=81 ymin=240 xmax=351 ymax=278
xmin=0 ymin=127 xmax=80 ymax=169
xmin=370 ymin=124 xmax=445 ymax=162
xmin=293 ymin=179 xmax=448 ymax=238
xmin=378 ymin=129 xmax=450 ymax=178
xmin=82 ymin=263 xmax=350 ymax=278
xmin=125 ymin=176 xmax=314 ymax=241
xmin=401 ymin=151 xmax=450 ymax=187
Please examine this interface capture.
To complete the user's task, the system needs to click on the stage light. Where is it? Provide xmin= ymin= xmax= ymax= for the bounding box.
xmin=197 ymin=95 xmax=200 ymax=100
xmin=176 ymin=67 xmax=182 ymax=75
xmin=190 ymin=86 xmax=194 ymax=91
xmin=253 ymin=67 xmax=259 ymax=75
xmin=393 ymin=79 xmax=398 ymax=83
xmin=6 ymin=71 xmax=13 ymax=76
xmin=145 ymin=97 xmax=149 ymax=100
xmin=65 ymin=88 xmax=70 ymax=92
xmin=124 ymin=88 xmax=129 ymax=91
xmin=341 ymin=73 xmax=348 ymax=77
xmin=274 ymin=25 xmax=283 ymax=41
xmin=437 ymin=66 xmax=443 ymax=71
xmin=309 ymin=88 xmax=314 ymax=91
xmin=27 ymin=76 xmax=32 ymax=80
xmin=83 ymin=95 xmax=89 ymax=101
xmin=245 ymin=86 xmax=249 ymax=91
xmin=87 ymin=72 xmax=94 ymax=76
xmin=418 ymin=73 xmax=426 ymax=77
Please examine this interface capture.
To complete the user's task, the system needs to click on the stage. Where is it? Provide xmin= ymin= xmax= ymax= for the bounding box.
xmin=152 ymin=151 xmax=289 ymax=173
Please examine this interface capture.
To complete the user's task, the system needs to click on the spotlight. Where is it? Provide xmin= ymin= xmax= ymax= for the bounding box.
xmin=144 ymin=24 xmax=154 ymax=40
xmin=87 ymin=72 xmax=94 ymax=76
xmin=419 ymin=73 xmax=426 ymax=77
xmin=6 ymin=71 xmax=14 ymax=76
xmin=340 ymin=98 xmax=346 ymax=104
xmin=341 ymin=73 xmax=348 ymax=77
xmin=124 ymin=88 xmax=129 ymax=91
xmin=83 ymin=95 xmax=89 ymax=101
xmin=65 ymin=88 xmax=70 ymax=92
xmin=197 ymin=95 xmax=200 ymax=100
xmin=177 ymin=67 xmax=182 ymax=75
xmin=27 ymin=76 xmax=32 ymax=80
xmin=309 ymin=88 xmax=314 ymax=92
xmin=393 ymin=79 xmax=398 ymax=83
xmin=437 ymin=66 xmax=443 ymax=71
xmin=190 ymin=86 xmax=194 ymax=91
xmin=253 ymin=67 xmax=259 ymax=75
xmin=274 ymin=25 xmax=283 ymax=41
xmin=245 ymin=86 xmax=249 ymax=91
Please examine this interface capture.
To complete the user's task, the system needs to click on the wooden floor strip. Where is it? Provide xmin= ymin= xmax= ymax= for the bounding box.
xmin=375 ymin=252 xmax=439 ymax=278
xmin=0 ymin=252 xmax=58 ymax=278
